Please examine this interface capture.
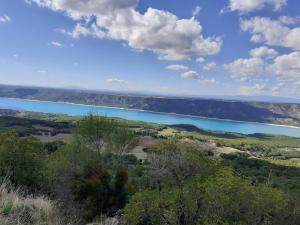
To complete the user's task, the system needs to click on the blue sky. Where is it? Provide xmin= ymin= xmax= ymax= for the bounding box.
xmin=0 ymin=0 xmax=300 ymax=97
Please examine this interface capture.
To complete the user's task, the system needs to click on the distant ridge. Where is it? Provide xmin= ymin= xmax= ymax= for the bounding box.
xmin=2 ymin=83 xmax=300 ymax=104
xmin=0 ymin=84 xmax=300 ymax=127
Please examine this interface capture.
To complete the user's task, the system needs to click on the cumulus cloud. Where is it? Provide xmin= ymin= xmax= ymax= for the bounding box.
xmin=60 ymin=23 xmax=106 ymax=38
xmin=268 ymin=51 xmax=300 ymax=77
xmin=241 ymin=16 xmax=300 ymax=50
xmin=203 ymin=62 xmax=217 ymax=70
xmin=0 ymin=15 xmax=11 ymax=23
xmin=226 ymin=50 xmax=300 ymax=91
xmin=50 ymin=41 xmax=63 ymax=47
xmin=279 ymin=16 xmax=300 ymax=25
xmin=28 ymin=0 xmax=139 ymax=18
xmin=181 ymin=71 xmax=200 ymax=79
xmin=28 ymin=0 xmax=222 ymax=61
xmin=240 ymin=84 xmax=267 ymax=95
xmin=250 ymin=46 xmax=278 ymax=59
xmin=224 ymin=57 xmax=265 ymax=79
xmin=166 ymin=64 xmax=188 ymax=71
xmin=228 ymin=0 xmax=287 ymax=13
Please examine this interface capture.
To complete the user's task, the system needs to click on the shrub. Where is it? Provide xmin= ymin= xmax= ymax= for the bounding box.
xmin=70 ymin=163 xmax=113 ymax=221
xmin=0 ymin=133 xmax=46 ymax=189
xmin=123 ymin=169 xmax=300 ymax=225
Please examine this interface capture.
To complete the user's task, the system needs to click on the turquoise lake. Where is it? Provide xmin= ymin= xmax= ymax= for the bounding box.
xmin=1 ymin=97 xmax=300 ymax=137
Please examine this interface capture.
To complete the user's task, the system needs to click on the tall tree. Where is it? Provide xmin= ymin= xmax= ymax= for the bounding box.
xmin=77 ymin=115 xmax=115 ymax=155
xmin=109 ymin=126 xmax=138 ymax=163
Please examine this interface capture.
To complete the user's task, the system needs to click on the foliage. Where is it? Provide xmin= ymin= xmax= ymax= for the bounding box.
xmin=123 ymin=168 xmax=300 ymax=225
xmin=70 ymin=163 xmax=134 ymax=222
xmin=221 ymin=153 xmax=300 ymax=196
xmin=70 ymin=163 xmax=113 ymax=221
xmin=109 ymin=126 xmax=138 ymax=161
xmin=1 ymin=114 xmax=300 ymax=224
xmin=0 ymin=133 xmax=46 ymax=189
xmin=76 ymin=115 xmax=116 ymax=154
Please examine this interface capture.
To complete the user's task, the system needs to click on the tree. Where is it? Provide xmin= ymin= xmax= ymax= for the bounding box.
xmin=70 ymin=163 xmax=112 ymax=222
xmin=147 ymin=140 xmax=215 ymax=187
xmin=77 ymin=115 xmax=115 ymax=154
xmin=109 ymin=126 xmax=138 ymax=163
xmin=123 ymin=142 xmax=300 ymax=225
xmin=113 ymin=169 xmax=133 ymax=209
xmin=123 ymin=169 xmax=300 ymax=225
xmin=70 ymin=163 xmax=134 ymax=222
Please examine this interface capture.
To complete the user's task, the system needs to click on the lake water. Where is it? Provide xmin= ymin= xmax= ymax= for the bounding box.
xmin=1 ymin=97 xmax=300 ymax=137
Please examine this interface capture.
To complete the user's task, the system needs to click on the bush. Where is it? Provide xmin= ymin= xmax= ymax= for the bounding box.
xmin=123 ymin=141 xmax=300 ymax=225
xmin=123 ymin=169 xmax=300 ymax=225
xmin=70 ymin=162 xmax=134 ymax=222
xmin=0 ymin=133 xmax=46 ymax=189
xmin=71 ymin=163 xmax=112 ymax=221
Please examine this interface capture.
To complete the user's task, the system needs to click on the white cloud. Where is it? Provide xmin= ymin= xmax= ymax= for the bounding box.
xmin=60 ymin=23 xmax=106 ymax=38
xmin=203 ymin=62 xmax=217 ymax=70
xmin=0 ymin=15 xmax=11 ymax=23
xmin=196 ymin=57 xmax=205 ymax=64
xmin=181 ymin=70 xmax=200 ymax=79
xmin=166 ymin=64 xmax=188 ymax=71
xmin=250 ymin=46 xmax=278 ymax=59
xmin=225 ymin=57 xmax=265 ymax=79
xmin=241 ymin=17 xmax=300 ymax=50
xmin=29 ymin=0 xmax=139 ymax=18
xmin=226 ymin=50 xmax=300 ymax=91
xmin=105 ymin=78 xmax=128 ymax=84
xmin=279 ymin=16 xmax=300 ymax=25
xmin=199 ymin=78 xmax=216 ymax=84
xmin=228 ymin=0 xmax=287 ymax=13
xmin=29 ymin=0 xmax=222 ymax=61
xmin=50 ymin=41 xmax=63 ymax=47
xmin=240 ymin=84 xmax=267 ymax=95
xmin=268 ymin=51 xmax=300 ymax=77
xmin=192 ymin=6 xmax=201 ymax=17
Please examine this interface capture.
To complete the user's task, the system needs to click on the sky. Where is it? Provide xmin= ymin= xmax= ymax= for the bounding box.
xmin=0 ymin=0 xmax=300 ymax=98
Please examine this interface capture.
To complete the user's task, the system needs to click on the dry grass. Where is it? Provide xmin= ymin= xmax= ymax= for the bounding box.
xmin=0 ymin=180 xmax=119 ymax=225
xmin=216 ymin=146 xmax=243 ymax=155
xmin=267 ymin=159 xmax=300 ymax=168
xmin=87 ymin=217 xmax=119 ymax=225
xmin=0 ymin=179 xmax=67 ymax=225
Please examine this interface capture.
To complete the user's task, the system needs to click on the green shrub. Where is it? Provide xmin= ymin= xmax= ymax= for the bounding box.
xmin=0 ymin=133 xmax=46 ymax=189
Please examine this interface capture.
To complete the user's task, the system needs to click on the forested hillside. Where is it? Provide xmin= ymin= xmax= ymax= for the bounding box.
xmin=1 ymin=114 xmax=300 ymax=225
xmin=1 ymin=85 xmax=300 ymax=127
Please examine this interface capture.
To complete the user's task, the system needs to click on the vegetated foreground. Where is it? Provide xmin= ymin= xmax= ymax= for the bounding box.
xmin=0 ymin=111 xmax=300 ymax=225
xmin=1 ymin=84 xmax=300 ymax=127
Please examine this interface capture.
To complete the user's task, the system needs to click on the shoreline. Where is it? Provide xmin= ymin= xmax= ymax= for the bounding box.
xmin=1 ymin=97 xmax=300 ymax=130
